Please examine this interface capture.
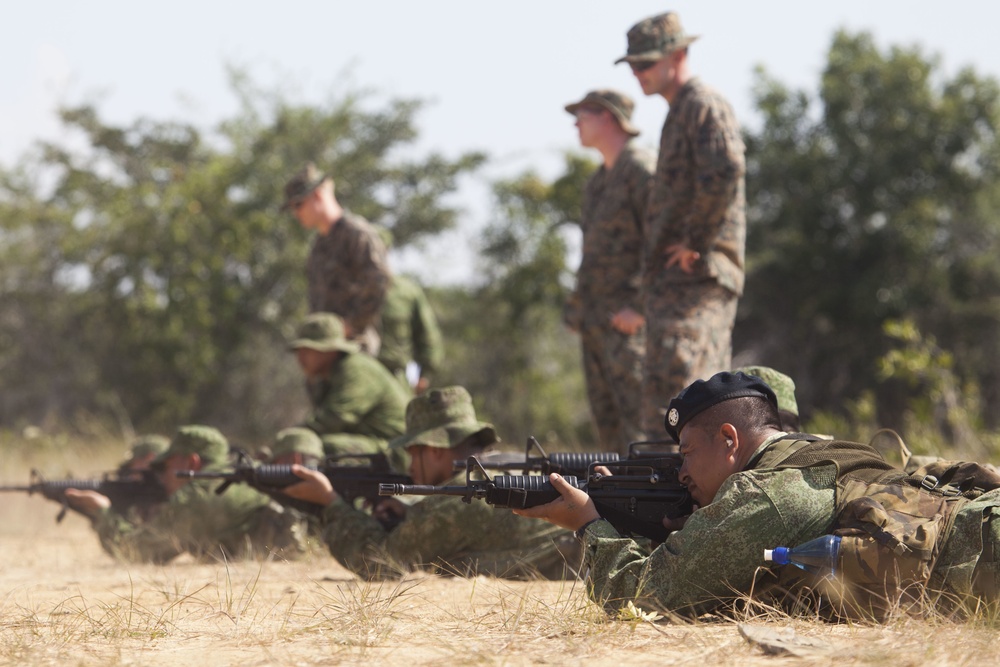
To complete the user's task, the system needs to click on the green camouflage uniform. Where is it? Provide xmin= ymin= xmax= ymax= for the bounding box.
xmin=573 ymin=138 xmax=655 ymax=452
xmin=377 ymin=274 xmax=444 ymax=391
xmin=306 ymin=211 xmax=391 ymax=353
xmin=93 ymin=426 xmax=308 ymax=564
xmin=290 ymin=313 xmax=409 ymax=466
xmin=617 ymin=14 xmax=746 ymax=435
xmin=321 ymin=472 xmax=581 ymax=580
xmin=303 ymin=352 xmax=409 ymax=457
xmin=581 ymin=433 xmax=1000 ymax=619
xmin=320 ymin=386 xmax=581 ymax=580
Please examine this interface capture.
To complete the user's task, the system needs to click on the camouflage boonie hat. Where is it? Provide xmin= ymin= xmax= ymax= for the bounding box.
xmin=565 ymin=89 xmax=640 ymax=137
xmin=154 ymin=425 xmax=229 ymax=467
xmin=122 ymin=434 xmax=170 ymax=467
xmin=287 ymin=313 xmax=360 ymax=354
xmin=282 ymin=162 xmax=329 ymax=211
xmin=615 ymin=12 xmax=699 ymax=65
xmin=390 ymin=386 xmax=498 ymax=451
xmin=735 ymin=366 xmax=799 ymax=418
xmin=271 ymin=427 xmax=324 ymax=460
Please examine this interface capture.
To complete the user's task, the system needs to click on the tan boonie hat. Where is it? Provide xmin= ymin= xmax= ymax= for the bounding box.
xmin=735 ymin=366 xmax=799 ymax=418
xmin=287 ymin=313 xmax=360 ymax=354
xmin=615 ymin=11 xmax=699 ymax=64
xmin=282 ymin=162 xmax=329 ymax=211
xmin=153 ymin=425 xmax=229 ymax=467
xmin=271 ymin=427 xmax=324 ymax=460
xmin=390 ymin=386 xmax=498 ymax=451
xmin=124 ymin=434 xmax=170 ymax=464
xmin=565 ymin=89 xmax=640 ymax=137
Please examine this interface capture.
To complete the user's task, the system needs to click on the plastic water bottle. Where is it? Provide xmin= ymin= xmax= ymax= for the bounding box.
xmin=764 ymin=535 xmax=842 ymax=577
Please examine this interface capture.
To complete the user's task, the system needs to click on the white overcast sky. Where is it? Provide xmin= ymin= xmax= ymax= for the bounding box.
xmin=3 ymin=1 xmax=998 ymax=284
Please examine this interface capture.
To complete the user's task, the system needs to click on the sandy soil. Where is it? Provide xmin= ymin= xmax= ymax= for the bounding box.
xmin=1 ymin=478 xmax=998 ymax=666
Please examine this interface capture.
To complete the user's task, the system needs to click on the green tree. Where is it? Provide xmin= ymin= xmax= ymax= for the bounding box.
xmin=740 ymin=30 xmax=1000 ymax=430
xmin=435 ymin=154 xmax=595 ymax=445
xmin=0 ymin=73 xmax=483 ymax=439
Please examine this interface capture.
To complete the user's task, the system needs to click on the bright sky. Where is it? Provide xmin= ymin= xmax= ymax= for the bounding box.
xmin=4 ymin=1 xmax=998 ymax=284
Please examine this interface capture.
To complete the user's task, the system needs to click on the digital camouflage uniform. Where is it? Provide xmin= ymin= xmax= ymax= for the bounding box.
xmin=321 ymin=386 xmax=582 ymax=580
xmin=289 ymin=313 xmax=409 ymax=468
xmin=377 ymin=274 xmax=445 ymax=392
xmin=566 ymin=90 xmax=655 ymax=452
xmin=580 ymin=374 xmax=1000 ymax=620
xmin=93 ymin=426 xmax=309 ymax=564
xmin=307 ymin=211 xmax=392 ymax=353
xmin=617 ymin=13 xmax=746 ymax=434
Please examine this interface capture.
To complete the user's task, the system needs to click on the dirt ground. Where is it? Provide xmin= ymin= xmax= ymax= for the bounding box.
xmin=1 ymin=471 xmax=999 ymax=666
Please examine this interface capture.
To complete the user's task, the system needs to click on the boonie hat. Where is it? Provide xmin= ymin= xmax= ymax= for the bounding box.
xmin=282 ymin=162 xmax=329 ymax=211
xmin=735 ymin=366 xmax=799 ymax=418
xmin=664 ymin=371 xmax=777 ymax=441
xmin=123 ymin=434 xmax=170 ymax=464
xmin=287 ymin=313 xmax=360 ymax=354
xmin=390 ymin=386 xmax=498 ymax=451
xmin=153 ymin=425 xmax=229 ymax=467
xmin=565 ymin=89 xmax=641 ymax=137
xmin=615 ymin=12 xmax=699 ymax=65
xmin=271 ymin=427 xmax=324 ymax=460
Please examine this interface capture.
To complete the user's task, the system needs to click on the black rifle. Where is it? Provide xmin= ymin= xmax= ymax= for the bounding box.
xmin=382 ymin=455 xmax=692 ymax=543
xmin=458 ymin=436 xmax=681 ymax=478
xmin=178 ymin=451 xmax=412 ymax=528
xmin=0 ymin=469 xmax=170 ymax=522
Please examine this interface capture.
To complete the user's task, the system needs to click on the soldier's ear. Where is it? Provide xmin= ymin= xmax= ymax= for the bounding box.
xmin=188 ymin=453 xmax=203 ymax=471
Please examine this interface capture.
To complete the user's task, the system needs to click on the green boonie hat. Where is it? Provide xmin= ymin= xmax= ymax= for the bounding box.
xmin=282 ymin=161 xmax=329 ymax=211
xmin=125 ymin=434 xmax=170 ymax=462
xmin=287 ymin=313 xmax=360 ymax=354
xmin=390 ymin=386 xmax=498 ymax=451
xmin=271 ymin=427 xmax=324 ymax=460
xmin=565 ymin=89 xmax=641 ymax=137
xmin=615 ymin=11 xmax=699 ymax=65
xmin=154 ymin=425 xmax=229 ymax=467
xmin=735 ymin=366 xmax=799 ymax=417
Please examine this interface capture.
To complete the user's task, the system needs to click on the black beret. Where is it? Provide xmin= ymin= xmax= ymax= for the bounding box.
xmin=664 ymin=371 xmax=778 ymax=440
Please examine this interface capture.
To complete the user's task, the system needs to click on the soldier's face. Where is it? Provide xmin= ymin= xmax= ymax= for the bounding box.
xmin=292 ymin=189 xmax=328 ymax=233
xmin=295 ymin=348 xmax=336 ymax=378
xmin=631 ymin=50 xmax=683 ymax=98
xmin=573 ymin=107 xmax=606 ymax=148
xmin=406 ymin=445 xmax=452 ymax=485
xmin=677 ymin=424 xmax=738 ymax=507
xmin=157 ymin=454 xmax=197 ymax=495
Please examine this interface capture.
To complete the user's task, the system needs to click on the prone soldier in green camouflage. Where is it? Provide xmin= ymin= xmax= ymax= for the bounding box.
xmin=289 ymin=312 xmax=409 ymax=470
xmin=284 ymin=162 xmax=391 ymax=353
xmin=617 ymin=12 xmax=747 ymax=435
xmin=564 ymin=89 xmax=654 ymax=453
xmin=515 ymin=371 xmax=1000 ymax=621
xmin=283 ymin=386 xmax=582 ymax=580
xmin=68 ymin=425 xmax=309 ymax=564
xmin=378 ymin=274 xmax=445 ymax=395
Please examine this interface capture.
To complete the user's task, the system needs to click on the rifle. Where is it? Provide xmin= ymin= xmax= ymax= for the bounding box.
xmin=178 ymin=451 xmax=412 ymax=527
xmin=459 ymin=436 xmax=681 ymax=478
xmin=0 ymin=469 xmax=170 ymax=522
xmin=382 ymin=455 xmax=692 ymax=543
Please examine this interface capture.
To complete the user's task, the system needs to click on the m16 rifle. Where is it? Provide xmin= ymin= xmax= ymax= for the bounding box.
xmin=0 ymin=469 xmax=169 ymax=522
xmin=383 ymin=454 xmax=692 ymax=543
xmin=178 ymin=451 xmax=412 ymax=528
xmin=457 ymin=436 xmax=681 ymax=478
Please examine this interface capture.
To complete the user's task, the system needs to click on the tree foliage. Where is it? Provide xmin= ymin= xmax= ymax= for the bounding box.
xmin=740 ymin=30 xmax=1000 ymax=430
xmin=0 ymin=73 xmax=483 ymax=439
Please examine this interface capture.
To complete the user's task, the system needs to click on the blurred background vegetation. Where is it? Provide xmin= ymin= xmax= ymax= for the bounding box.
xmin=3 ymin=30 xmax=1000 ymax=463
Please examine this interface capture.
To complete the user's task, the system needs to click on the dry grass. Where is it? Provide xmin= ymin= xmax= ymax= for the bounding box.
xmin=1 ymin=449 xmax=999 ymax=666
